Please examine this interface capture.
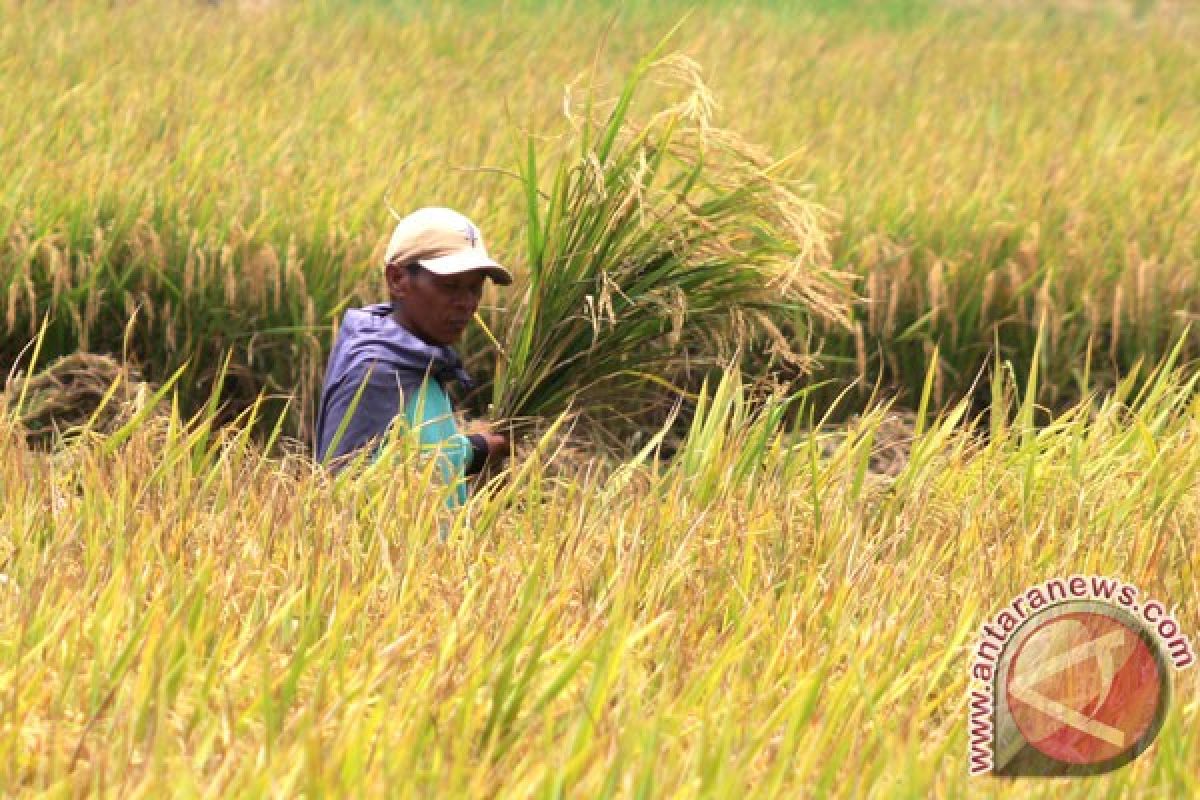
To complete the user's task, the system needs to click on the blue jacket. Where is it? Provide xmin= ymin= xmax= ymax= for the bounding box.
xmin=314 ymin=302 xmax=486 ymax=504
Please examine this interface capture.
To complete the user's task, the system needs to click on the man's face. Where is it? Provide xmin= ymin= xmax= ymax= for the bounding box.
xmin=388 ymin=263 xmax=486 ymax=346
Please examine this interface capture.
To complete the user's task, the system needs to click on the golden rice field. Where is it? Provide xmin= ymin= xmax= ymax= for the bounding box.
xmin=4 ymin=354 xmax=1200 ymax=796
xmin=1 ymin=0 xmax=1198 ymax=796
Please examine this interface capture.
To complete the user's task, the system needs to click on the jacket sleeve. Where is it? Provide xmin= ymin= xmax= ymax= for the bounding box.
xmin=317 ymin=364 xmax=413 ymax=466
xmin=464 ymin=433 xmax=489 ymax=475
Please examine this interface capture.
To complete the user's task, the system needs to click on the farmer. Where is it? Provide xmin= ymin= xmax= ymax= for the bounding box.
xmin=314 ymin=207 xmax=513 ymax=506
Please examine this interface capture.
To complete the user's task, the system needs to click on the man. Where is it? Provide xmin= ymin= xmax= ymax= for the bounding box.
xmin=314 ymin=207 xmax=512 ymax=506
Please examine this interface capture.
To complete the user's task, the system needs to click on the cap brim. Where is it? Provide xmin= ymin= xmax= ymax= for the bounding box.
xmin=418 ymin=252 xmax=513 ymax=286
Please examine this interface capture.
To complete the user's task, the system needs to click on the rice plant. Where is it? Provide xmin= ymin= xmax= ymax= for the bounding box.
xmin=488 ymin=46 xmax=855 ymax=428
xmin=1 ymin=0 xmax=1195 ymax=435
xmin=2 ymin=345 xmax=1197 ymax=796
xmin=1 ymin=2 xmax=1199 ymax=796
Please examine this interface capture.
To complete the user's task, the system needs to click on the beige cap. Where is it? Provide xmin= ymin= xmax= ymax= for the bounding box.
xmin=384 ymin=207 xmax=513 ymax=286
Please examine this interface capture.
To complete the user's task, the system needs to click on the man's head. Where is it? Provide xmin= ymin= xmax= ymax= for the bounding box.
xmin=383 ymin=207 xmax=512 ymax=346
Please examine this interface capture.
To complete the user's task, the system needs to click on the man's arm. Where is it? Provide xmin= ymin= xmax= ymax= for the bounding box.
xmin=465 ymin=434 xmax=489 ymax=475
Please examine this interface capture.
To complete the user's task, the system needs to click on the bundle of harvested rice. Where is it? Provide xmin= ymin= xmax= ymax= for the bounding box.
xmin=3 ymin=353 xmax=159 ymax=448
xmin=488 ymin=49 xmax=856 ymax=436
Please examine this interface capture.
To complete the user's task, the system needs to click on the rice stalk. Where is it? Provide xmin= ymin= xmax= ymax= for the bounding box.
xmin=490 ymin=47 xmax=856 ymax=427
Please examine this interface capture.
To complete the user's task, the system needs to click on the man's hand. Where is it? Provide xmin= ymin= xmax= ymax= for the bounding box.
xmin=481 ymin=430 xmax=513 ymax=463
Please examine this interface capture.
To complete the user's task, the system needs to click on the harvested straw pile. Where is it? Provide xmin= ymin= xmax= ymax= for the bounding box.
xmin=817 ymin=409 xmax=919 ymax=478
xmin=4 ymin=353 xmax=160 ymax=448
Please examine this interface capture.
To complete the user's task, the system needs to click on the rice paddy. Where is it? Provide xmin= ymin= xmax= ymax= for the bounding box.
xmin=1 ymin=0 xmax=1198 ymax=796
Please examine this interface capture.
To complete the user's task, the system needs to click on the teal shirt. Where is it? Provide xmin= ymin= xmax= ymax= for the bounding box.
xmin=377 ymin=377 xmax=474 ymax=509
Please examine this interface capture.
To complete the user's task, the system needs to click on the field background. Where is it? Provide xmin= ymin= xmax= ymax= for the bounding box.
xmin=2 ymin=0 xmax=1199 ymax=796
xmin=3 ymin=0 xmax=1198 ymax=441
